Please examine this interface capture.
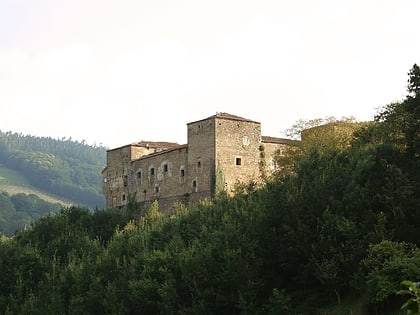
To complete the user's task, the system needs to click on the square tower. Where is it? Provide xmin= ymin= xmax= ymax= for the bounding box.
xmin=187 ymin=113 xmax=262 ymax=197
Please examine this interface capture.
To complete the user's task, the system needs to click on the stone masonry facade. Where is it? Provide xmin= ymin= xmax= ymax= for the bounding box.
xmin=102 ymin=113 xmax=296 ymax=211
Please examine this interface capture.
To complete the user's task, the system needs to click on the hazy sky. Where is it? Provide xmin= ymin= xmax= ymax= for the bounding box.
xmin=1 ymin=0 xmax=419 ymax=148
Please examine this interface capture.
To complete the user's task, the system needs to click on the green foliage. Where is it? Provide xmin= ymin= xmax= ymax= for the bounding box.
xmin=263 ymin=288 xmax=292 ymax=314
xmin=0 ymin=64 xmax=419 ymax=314
xmin=276 ymin=117 xmax=362 ymax=173
xmin=0 ymin=131 xmax=106 ymax=208
xmin=407 ymin=64 xmax=420 ymax=97
xmin=398 ymin=280 xmax=420 ymax=315
xmin=0 ymin=164 xmax=30 ymax=186
xmin=213 ymin=165 xmax=226 ymax=195
xmin=362 ymin=241 xmax=420 ymax=308
xmin=0 ymin=192 xmax=61 ymax=236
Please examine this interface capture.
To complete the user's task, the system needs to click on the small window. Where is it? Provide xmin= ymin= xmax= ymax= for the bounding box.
xmin=192 ymin=180 xmax=197 ymax=188
xmin=155 ymin=186 xmax=160 ymax=193
xmin=196 ymin=160 xmax=202 ymax=173
xmin=179 ymin=167 xmax=186 ymax=183
xmin=270 ymin=159 xmax=277 ymax=171
xmin=236 ymin=157 xmax=242 ymax=166
xmin=150 ymin=167 xmax=155 ymax=176
xmin=138 ymin=171 xmax=142 ymax=179
xmin=122 ymin=194 xmax=126 ymax=201
xmin=123 ymin=175 xmax=128 ymax=187
xmin=163 ymin=164 xmax=168 ymax=172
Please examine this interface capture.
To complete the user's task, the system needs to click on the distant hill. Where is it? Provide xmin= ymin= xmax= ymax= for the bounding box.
xmin=0 ymin=131 xmax=107 ymax=209
xmin=0 ymin=164 xmax=73 ymax=206
xmin=0 ymin=191 xmax=62 ymax=236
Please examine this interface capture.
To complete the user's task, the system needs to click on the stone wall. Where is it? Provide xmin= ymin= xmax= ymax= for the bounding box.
xmin=102 ymin=113 xmax=297 ymax=210
xmin=187 ymin=116 xmax=216 ymax=198
xmin=130 ymin=145 xmax=191 ymax=204
xmin=102 ymin=145 xmax=134 ymax=208
xmin=214 ymin=116 xmax=262 ymax=194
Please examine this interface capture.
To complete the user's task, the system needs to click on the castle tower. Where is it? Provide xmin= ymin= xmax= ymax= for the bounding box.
xmin=187 ymin=113 xmax=262 ymax=198
xmin=102 ymin=112 xmax=295 ymax=210
xmin=214 ymin=113 xmax=262 ymax=194
xmin=186 ymin=114 xmax=217 ymax=203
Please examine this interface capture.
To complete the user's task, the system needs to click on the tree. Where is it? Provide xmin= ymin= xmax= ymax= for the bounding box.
xmin=361 ymin=241 xmax=420 ymax=310
xmin=407 ymin=64 xmax=420 ymax=97
xmin=276 ymin=117 xmax=362 ymax=173
xmin=398 ymin=280 xmax=420 ymax=315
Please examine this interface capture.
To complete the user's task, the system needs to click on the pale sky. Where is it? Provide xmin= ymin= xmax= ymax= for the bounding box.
xmin=1 ymin=0 xmax=419 ymax=149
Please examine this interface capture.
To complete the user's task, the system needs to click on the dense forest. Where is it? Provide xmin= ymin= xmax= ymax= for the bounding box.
xmin=0 ymin=192 xmax=61 ymax=236
xmin=0 ymin=133 xmax=106 ymax=209
xmin=0 ymin=64 xmax=419 ymax=314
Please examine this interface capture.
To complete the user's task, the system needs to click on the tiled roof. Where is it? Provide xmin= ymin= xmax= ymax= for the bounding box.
xmin=107 ymin=141 xmax=180 ymax=152
xmin=262 ymin=136 xmax=299 ymax=145
xmin=188 ymin=112 xmax=259 ymax=125
xmin=132 ymin=141 xmax=180 ymax=149
xmin=213 ymin=112 xmax=259 ymax=123
xmin=131 ymin=144 xmax=188 ymax=161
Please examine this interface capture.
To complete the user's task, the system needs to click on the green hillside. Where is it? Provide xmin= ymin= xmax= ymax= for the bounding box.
xmin=0 ymin=163 xmax=74 ymax=236
xmin=0 ymin=132 xmax=106 ymax=208
xmin=0 ymin=164 xmax=73 ymax=206
xmin=0 ymin=164 xmax=30 ymax=186
xmin=0 ymin=133 xmax=107 ymax=235
xmin=0 ymin=64 xmax=418 ymax=313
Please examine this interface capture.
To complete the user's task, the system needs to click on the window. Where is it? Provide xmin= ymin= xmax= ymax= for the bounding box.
xmin=123 ymin=175 xmax=128 ymax=187
xmin=155 ymin=186 xmax=160 ymax=193
xmin=192 ymin=180 xmax=198 ymax=192
xmin=122 ymin=194 xmax=126 ymax=201
xmin=270 ymin=159 xmax=277 ymax=171
xmin=196 ymin=160 xmax=202 ymax=173
xmin=236 ymin=157 xmax=242 ymax=166
xmin=137 ymin=171 xmax=142 ymax=179
xmin=150 ymin=167 xmax=155 ymax=176
xmin=163 ymin=164 xmax=168 ymax=172
xmin=179 ymin=167 xmax=186 ymax=183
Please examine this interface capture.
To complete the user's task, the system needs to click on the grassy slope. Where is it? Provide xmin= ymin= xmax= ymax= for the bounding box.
xmin=0 ymin=164 xmax=74 ymax=206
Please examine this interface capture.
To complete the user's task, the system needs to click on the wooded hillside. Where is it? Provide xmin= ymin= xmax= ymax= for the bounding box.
xmin=0 ymin=133 xmax=106 ymax=209
xmin=0 ymin=64 xmax=419 ymax=314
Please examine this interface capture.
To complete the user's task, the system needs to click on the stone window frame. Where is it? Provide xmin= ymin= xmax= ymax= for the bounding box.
xmin=179 ymin=166 xmax=186 ymax=183
xmin=136 ymin=169 xmax=143 ymax=186
xmin=269 ymin=158 xmax=277 ymax=171
xmin=149 ymin=166 xmax=156 ymax=179
xmin=196 ymin=159 xmax=202 ymax=173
